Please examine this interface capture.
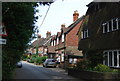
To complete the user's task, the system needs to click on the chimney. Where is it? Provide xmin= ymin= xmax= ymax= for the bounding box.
xmin=73 ymin=10 xmax=79 ymax=22
xmin=61 ymin=24 xmax=66 ymax=30
xmin=46 ymin=31 xmax=51 ymax=38
xmin=38 ymin=34 xmax=41 ymax=38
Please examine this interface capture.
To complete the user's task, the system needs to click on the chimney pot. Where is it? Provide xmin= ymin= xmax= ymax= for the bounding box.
xmin=73 ymin=10 xmax=79 ymax=22
xmin=46 ymin=31 xmax=51 ymax=38
xmin=61 ymin=24 xmax=66 ymax=29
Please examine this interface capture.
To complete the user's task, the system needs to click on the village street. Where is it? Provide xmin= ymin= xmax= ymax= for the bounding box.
xmin=13 ymin=61 xmax=82 ymax=81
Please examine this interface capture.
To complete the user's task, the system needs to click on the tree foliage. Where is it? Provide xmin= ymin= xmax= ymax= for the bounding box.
xmin=2 ymin=2 xmax=52 ymax=79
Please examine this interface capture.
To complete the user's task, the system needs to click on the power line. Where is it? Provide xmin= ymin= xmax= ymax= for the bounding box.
xmin=38 ymin=4 xmax=51 ymax=31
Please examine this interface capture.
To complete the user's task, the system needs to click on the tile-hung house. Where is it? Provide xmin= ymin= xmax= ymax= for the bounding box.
xmin=55 ymin=31 xmax=65 ymax=68
xmin=78 ymin=2 xmax=120 ymax=68
xmin=31 ymin=34 xmax=44 ymax=55
xmin=63 ymin=11 xmax=84 ymax=68
xmin=47 ymin=35 xmax=56 ymax=58
xmin=31 ymin=32 xmax=52 ymax=56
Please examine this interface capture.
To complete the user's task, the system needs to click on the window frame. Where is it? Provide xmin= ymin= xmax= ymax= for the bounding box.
xmin=103 ymin=50 xmax=120 ymax=68
xmin=102 ymin=18 xmax=119 ymax=33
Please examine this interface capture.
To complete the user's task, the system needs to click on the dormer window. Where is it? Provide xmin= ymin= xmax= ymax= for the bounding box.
xmin=54 ymin=40 xmax=55 ymax=46
xmin=51 ymin=41 xmax=53 ymax=46
xmin=57 ymin=37 xmax=59 ymax=44
xmin=62 ymin=34 xmax=64 ymax=42
xmin=102 ymin=18 xmax=120 ymax=33
xmin=81 ymin=29 xmax=89 ymax=39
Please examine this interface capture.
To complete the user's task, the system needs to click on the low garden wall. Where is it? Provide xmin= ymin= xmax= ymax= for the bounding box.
xmin=68 ymin=68 xmax=120 ymax=80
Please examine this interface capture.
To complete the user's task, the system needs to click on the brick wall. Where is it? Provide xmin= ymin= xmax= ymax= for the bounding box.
xmin=66 ymin=20 xmax=83 ymax=46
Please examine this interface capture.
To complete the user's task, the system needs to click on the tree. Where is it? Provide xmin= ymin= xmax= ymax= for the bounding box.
xmin=2 ymin=2 xmax=53 ymax=79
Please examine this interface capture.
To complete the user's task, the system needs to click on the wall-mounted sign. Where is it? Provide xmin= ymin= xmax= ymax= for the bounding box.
xmin=0 ymin=39 xmax=6 ymax=44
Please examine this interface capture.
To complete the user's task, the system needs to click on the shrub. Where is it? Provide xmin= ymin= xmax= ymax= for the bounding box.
xmin=42 ymin=56 xmax=48 ymax=62
xmin=93 ymin=64 xmax=112 ymax=72
xmin=75 ymin=60 xmax=91 ymax=70
xmin=35 ymin=57 xmax=42 ymax=64
xmin=29 ymin=57 xmax=36 ymax=63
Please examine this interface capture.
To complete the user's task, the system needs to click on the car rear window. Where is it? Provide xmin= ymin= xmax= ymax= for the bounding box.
xmin=47 ymin=59 xmax=55 ymax=62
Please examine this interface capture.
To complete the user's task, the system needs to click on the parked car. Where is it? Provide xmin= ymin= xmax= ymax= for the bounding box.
xmin=43 ymin=59 xmax=57 ymax=68
xmin=16 ymin=61 xmax=22 ymax=68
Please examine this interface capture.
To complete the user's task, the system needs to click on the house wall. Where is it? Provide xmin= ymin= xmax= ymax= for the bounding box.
xmin=78 ymin=2 xmax=120 ymax=51
xmin=66 ymin=20 xmax=83 ymax=46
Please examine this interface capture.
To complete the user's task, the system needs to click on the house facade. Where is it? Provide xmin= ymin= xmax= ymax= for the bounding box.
xmin=78 ymin=2 xmax=120 ymax=68
xmin=49 ymin=11 xmax=84 ymax=68
xmin=27 ymin=32 xmax=52 ymax=57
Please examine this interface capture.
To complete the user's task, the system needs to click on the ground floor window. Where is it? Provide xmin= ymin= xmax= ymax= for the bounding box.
xmin=103 ymin=50 xmax=120 ymax=68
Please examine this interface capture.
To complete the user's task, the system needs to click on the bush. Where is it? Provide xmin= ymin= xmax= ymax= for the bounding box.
xmin=29 ymin=57 xmax=36 ymax=63
xmin=75 ymin=60 xmax=91 ymax=70
xmin=35 ymin=57 xmax=42 ymax=64
xmin=93 ymin=64 xmax=112 ymax=72
xmin=42 ymin=56 xmax=48 ymax=62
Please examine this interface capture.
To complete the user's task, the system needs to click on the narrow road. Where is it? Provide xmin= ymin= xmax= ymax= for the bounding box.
xmin=13 ymin=61 xmax=81 ymax=81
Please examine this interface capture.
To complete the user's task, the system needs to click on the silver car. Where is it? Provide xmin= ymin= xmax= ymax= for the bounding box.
xmin=43 ymin=59 xmax=57 ymax=68
xmin=16 ymin=61 xmax=22 ymax=68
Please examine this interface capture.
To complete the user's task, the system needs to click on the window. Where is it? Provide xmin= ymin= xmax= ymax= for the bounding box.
xmin=54 ymin=40 xmax=55 ymax=46
xmin=103 ymin=50 xmax=120 ymax=68
xmin=62 ymin=34 xmax=64 ymax=42
xmin=118 ymin=18 xmax=120 ymax=29
xmin=51 ymin=41 xmax=53 ymax=46
xmin=103 ymin=23 xmax=108 ymax=33
xmin=81 ymin=29 xmax=89 ymax=39
xmin=102 ymin=18 xmax=119 ymax=33
xmin=112 ymin=19 xmax=117 ymax=31
xmin=57 ymin=38 xmax=59 ymax=44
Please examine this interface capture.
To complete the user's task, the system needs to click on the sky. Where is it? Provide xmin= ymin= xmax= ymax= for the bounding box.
xmin=35 ymin=0 xmax=93 ymax=38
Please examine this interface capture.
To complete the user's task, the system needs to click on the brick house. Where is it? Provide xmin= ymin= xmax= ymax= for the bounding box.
xmin=49 ymin=11 xmax=84 ymax=68
xmin=78 ymin=2 xmax=120 ymax=68
xmin=31 ymin=32 xmax=52 ymax=56
xmin=47 ymin=35 xmax=56 ymax=58
xmin=63 ymin=11 xmax=84 ymax=68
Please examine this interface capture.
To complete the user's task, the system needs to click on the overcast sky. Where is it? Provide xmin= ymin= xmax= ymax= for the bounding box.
xmin=35 ymin=0 xmax=93 ymax=38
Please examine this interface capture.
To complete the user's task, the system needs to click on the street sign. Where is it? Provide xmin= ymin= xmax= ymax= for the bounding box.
xmin=0 ymin=39 xmax=6 ymax=44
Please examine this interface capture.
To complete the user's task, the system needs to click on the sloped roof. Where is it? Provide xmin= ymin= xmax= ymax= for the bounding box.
xmin=47 ymin=46 xmax=55 ymax=53
xmin=66 ymin=46 xmax=83 ymax=56
xmin=64 ymin=15 xmax=85 ymax=34
xmin=43 ymin=36 xmax=52 ymax=46
xmin=31 ymin=38 xmax=45 ymax=48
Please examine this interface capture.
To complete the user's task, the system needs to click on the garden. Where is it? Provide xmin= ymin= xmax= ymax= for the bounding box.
xmin=68 ymin=52 xmax=120 ymax=80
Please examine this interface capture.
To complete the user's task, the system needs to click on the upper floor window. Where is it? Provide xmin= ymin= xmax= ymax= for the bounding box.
xmin=57 ymin=38 xmax=59 ymax=44
xmin=102 ymin=18 xmax=120 ymax=33
xmin=51 ymin=41 xmax=53 ymax=46
xmin=62 ymin=34 xmax=64 ymax=42
xmin=54 ymin=40 xmax=56 ymax=46
xmin=81 ymin=29 xmax=89 ymax=39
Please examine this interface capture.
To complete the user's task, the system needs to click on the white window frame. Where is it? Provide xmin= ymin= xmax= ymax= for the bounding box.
xmin=54 ymin=40 xmax=56 ymax=46
xmin=103 ymin=50 xmax=120 ymax=68
xmin=57 ymin=38 xmax=59 ymax=44
xmin=62 ymin=34 xmax=64 ymax=42
xmin=81 ymin=31 xmax=83 ymax=39
xmin=102 ymin=18 xmax=119 ymax=33
xmin=81 ymin=29 xmax=89 ymax=39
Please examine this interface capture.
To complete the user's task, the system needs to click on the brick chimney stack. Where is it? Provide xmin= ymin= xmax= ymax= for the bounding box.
xmin=73 ymin=10 xmax=79 ymax=22
xmin=46 ymin=31 xmax=51 ymax=38
xmin=38 ymin=34 xmax=41 ymax=38
xmin=61 ymin=24 xmax=66 ymax=30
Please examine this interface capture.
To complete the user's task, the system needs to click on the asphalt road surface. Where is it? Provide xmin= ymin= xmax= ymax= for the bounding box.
xmin=13 ymin=61 xmax=82 ymax=81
